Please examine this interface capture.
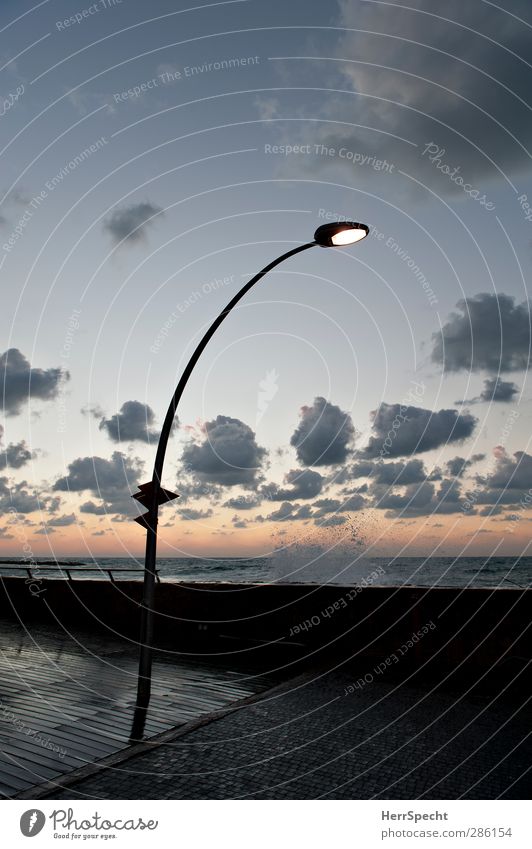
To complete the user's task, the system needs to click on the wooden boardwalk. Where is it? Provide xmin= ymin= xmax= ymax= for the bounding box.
xmin=0 ymin=619 xmax=276 ymax=797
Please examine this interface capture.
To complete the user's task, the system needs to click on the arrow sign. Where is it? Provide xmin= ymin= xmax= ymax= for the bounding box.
xmin=132 ymin=482 xmax=179 ymax=508
xmin=132 ymin=481 xmax=179 ymax=528
xmin=134 ymin=513 xmax=155 ymax=531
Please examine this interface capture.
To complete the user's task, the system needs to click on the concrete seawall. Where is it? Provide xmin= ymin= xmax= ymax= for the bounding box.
xmin=0 ymin=578 xmax=529 ymax=682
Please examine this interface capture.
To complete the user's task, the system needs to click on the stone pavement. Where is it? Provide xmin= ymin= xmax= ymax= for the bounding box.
xmin=41 ymin=665 xmax=531 ymax=800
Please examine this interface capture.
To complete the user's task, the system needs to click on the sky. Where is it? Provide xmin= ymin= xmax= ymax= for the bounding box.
xmin=1 ymin=0 xmax=532 ymax=562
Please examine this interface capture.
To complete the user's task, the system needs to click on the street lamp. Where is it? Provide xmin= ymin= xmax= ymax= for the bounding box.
xmin=130 ymin=220 xmax=369 ymax=737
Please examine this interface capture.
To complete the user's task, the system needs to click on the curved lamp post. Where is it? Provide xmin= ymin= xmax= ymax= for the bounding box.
xmin=131 ymin=220 xmax=369 ymax=734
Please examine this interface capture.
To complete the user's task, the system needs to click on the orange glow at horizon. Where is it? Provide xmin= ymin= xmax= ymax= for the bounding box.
xmin=1 ymin=509 xmax=531 ymax=559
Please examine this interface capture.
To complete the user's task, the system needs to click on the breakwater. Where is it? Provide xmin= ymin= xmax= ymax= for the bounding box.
xmin=0 ymin=578 xmax=529 ymax=683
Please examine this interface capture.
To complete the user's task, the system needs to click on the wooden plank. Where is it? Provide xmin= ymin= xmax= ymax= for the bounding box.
xmin=0 ymin=618 xmax=278 ymax=798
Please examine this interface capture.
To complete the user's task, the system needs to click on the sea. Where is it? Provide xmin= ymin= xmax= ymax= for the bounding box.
xmin=0 ymin=555 xmax=529 ymax=588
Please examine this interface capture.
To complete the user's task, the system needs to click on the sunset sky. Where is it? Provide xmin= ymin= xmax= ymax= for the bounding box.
xmin=1 ymin=0 xmax=532 ymax=560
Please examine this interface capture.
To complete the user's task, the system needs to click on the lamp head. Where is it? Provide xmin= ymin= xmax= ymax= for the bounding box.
xmin=314 ymin=221 xmax=369 ymax=247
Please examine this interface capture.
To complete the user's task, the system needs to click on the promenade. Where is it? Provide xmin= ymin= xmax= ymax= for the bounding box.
xmin=0 ymin=619 xmax=276 ymax=798
xmin=38 ymin=660 xmax=531 ymax=800
xmin=0 ymin=579 xmax=529 ymax=800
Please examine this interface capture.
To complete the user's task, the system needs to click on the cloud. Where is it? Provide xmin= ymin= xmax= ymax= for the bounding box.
xmin=223 ymin=494 xmax=261 ymax=510
xmin=47 ymin=496 xmax=62 ymax=513
xmin=255 ymin=490 xmax=366 ymax=525
xmin=47 ymin=512 xmax=77 ymax=527
xmin=261 ymin=468 xmax=324 ymax=501
xmin=292 ymin=504 xmax=314 ymax=520
xmin=103 ymin=201 xmax=164 ymax=245
xmin=480 ymin=378 xmax=520 ymax=402
xmin=317 ymin=514 xmax=348 ymax=527
xmin=255 ymin=501 xmax=315 ymax=523
xmin=53 ymin=450 xmax=144 ymax=514
xmin=0 ymin=425 xmax=34 ymax=470
xmin=290 ymin=397 xmax=355 ymax=466
xmin=80 ymin=500 xmax=108 ymax=515
xmin=264 ymin=501 xmax=297 ymax=522
xmin=99 ymin=400 xmax=167 ymax=443
xmin=374 ymin=480 xmax=435 ymax=512
xmin=454 ymin=448 xmax=532 ymax=510
xmin=177 ymin=507 xmax=213 ymax=521
xmin=0 ymin=348 xmax=68 ymax=416
xmin=361 ymin=403 xmax=477 ymax=458
xmin=348 ymin=458 xmax=429 ymax=485
xmin=313 ymin=493 xmax=366 ymax=517
xmin=479 ymin=505 xmax=504 ymax=517
xmin=181 ymin=415 xmax=267 ymax=487
xmin=446 ymin=454 xmax=485 ymax=478
xmin=232 ymin=515 xmax=249 ymax=528
xmin=481 ymin=449 xmax=532 ymax=492
xmin=81 ymin=403 xmax=105 ymax=419
xmin=375 ymin=476 xmax=465 ymax=517
xmin=275 ymin=1 xmax=532 ymax=193
xmin=460 ymin=377 xmax=520 ymax=405
xmin=0 ymin=476 xmax=43 ymax=514
xmin=433 ymin=294 xmax=531 ymax=373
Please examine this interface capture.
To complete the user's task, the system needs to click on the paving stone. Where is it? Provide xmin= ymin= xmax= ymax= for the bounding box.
xmin=41 ymin=668 xmax=531 ymax=800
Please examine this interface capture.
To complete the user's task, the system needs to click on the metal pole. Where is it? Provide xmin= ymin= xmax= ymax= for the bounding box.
xmin=132 ymin=241 xmax=317 ymax=733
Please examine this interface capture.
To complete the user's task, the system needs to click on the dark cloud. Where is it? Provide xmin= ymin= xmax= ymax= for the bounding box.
xmin=347 ymin=460 xmax=375 ymax=479
xmin=80 ymin=500 xmax=108 ymax=515
xmin=255 ymin=491 xmax=366 ymax=525
xmin=223 ymin=494 xmax=261 ymax=510
xmin=459 ymin=377 xmax=520 ymax=405
xmin=103 ymin=202 xmax=164 ymax=245
xmin=481 ymin=449 xmax=532 ymax=492
xmin=480 ymin=378 xmax=519 ymax=402
xmin=433 ymin=294 xmax=531 ymax=373
xmin=466 ymin=446 xmax=532 ymax=516
xmin=313 ymin=493 xmax=366 ymax=517
xmin=291 ymin=397 xmax=355 ymax=466
xmin=181 ymin=415 xmax=267 ymax=487
xmin=177 ymin=507 xmax=213 ymax=521
xmin=368 ymin=458 xmax=428 ymax=485
xmin=361 ymin=403 xmax=477 ymax=458
xmin=261 ymin=468 xmax=324 ymax=501
xmin=0 ymin=425 xmax=34 ymax=470
xmin=256 ymin=501 xmax=315 ymax=523
xmin=264 ymin=501 xmax=297 ymax=522
xmin=317 ymin=515 xmax=349 ymax=527
xmin=47 ymin=513 xmax=77 ymax=527
xmin=374 ymin=481 xmax=435 ymax=513
xmin=376 ymin=477 xmax=466 ymax=517
xmin=47 ymin=496 xmax=62 ymax=514
xmin=0 ymin=476 xmax=43 ymax=514
xmin=479 ymin=505 xmax=504 ymax=517
xmin=99 ymin=400 xmax=167 ymax=443
xmin=311 ymin=498 xmax=343 ymax=518
xmin=53 ymin=450 xmax=144 ymax=515
xmin=446 ymin=454 xmax=485 ymax=478
xmin=277 ymin=1 xmax=532 ymax=193
xmin=0 ymin=348 xmax=68 ymax=416
xmin=292 ymin=504 xmax=314 ymax=520
xmin=232 ymin=517 xmax=249 ymax=528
